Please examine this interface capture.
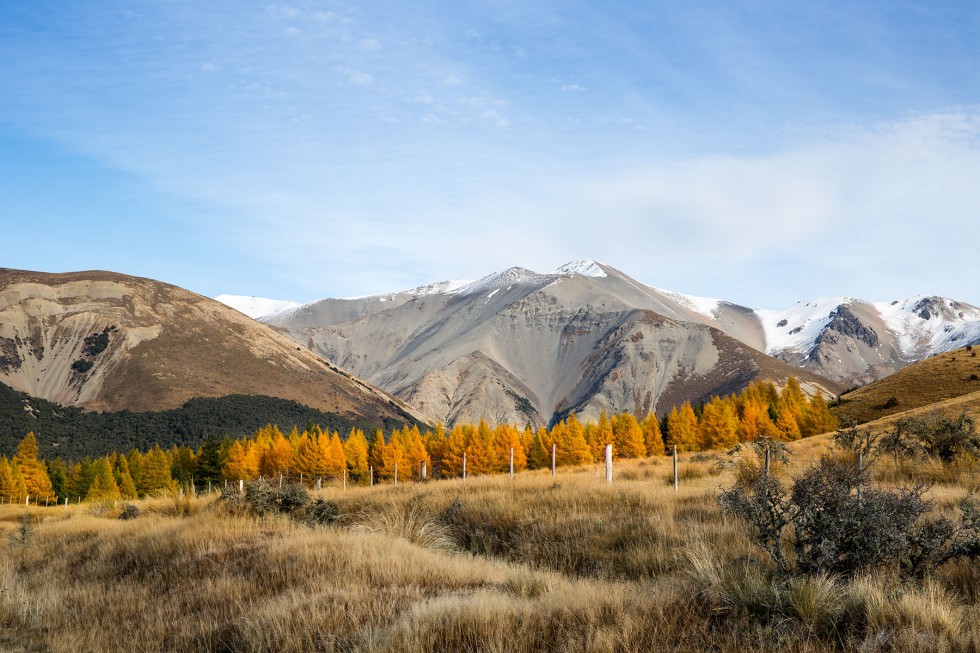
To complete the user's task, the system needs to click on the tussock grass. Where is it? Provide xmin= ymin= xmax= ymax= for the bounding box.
xmin=0 ymin=452 xmax=976 ymax=652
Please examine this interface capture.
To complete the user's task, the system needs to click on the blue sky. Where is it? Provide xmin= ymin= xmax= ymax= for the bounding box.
xmin=1 ymin=1 xmax=979 ymax=307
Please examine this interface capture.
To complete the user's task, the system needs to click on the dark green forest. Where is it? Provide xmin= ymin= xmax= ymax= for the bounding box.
xmin=0 ymin=382 xmax=421 ymax=460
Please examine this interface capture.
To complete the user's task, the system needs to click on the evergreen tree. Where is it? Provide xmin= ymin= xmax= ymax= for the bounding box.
xmin=325 ymin=432 xmax=347 ymax=479
xmin=195 ymin=435 xmax=225 ymax=489
xmin=141 ymin=446 xmax=176 ymax=496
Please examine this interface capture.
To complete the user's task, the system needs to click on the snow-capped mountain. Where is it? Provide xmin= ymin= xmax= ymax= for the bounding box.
xmin=215 ymin=294 xmax=301 ymax=320
xmin=259 ymin=260 xmax=839 ymax=426
xmin=229 ymin=260 xmax=979 ymax=425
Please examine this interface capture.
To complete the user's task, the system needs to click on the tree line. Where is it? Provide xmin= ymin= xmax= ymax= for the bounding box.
xmin=0 ymin=377 xmax=837 ymax=503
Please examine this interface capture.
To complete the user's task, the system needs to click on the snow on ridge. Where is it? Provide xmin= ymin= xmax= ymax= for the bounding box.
xmin=215 ymin=294 xmax=301 ymax=320
xmin=754 ymin=297 xmax=853 ymax=355
xmin=872 ymin=295 xmax=980 ymax=358
xmin=650 ymin=286 xmax=720 ymax=319
xmin=555 ymin=259 xmax=607 ymax=278
xmin=454 ymin=267 xmax=549 ymax=295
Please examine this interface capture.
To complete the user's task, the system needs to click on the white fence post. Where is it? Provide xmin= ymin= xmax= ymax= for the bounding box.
xmin=509 ymin=447 xmax=514 ymax=479
xmin=551 ymin=444 xmax=556 ymax=477
xmin=394 ymin=463 xmax=398 ymax=487
xmin=370 ymin=466 xmax=374 ymax=487
xmin=421 ymin=461 xmax=427 ymax=480
xmin=462 ymin=452 xmax=467 ymax=479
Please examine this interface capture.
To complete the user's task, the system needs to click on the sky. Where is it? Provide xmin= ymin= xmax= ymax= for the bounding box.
xmin=1 ymin=1 xmax=979 ymax=308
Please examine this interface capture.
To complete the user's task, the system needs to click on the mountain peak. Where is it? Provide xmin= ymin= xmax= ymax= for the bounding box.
xmin=555 ymin=259 xmax=607 ymax=278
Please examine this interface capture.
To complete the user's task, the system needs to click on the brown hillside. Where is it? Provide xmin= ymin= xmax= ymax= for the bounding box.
xmin=0 ymin=268 xmax=428 ymax=425
xmin=833 ymin=345 xmax=980 ymax=425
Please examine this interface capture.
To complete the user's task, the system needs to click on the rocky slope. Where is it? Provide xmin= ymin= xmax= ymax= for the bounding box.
xmin=0 ymin=268 xmax=426 ymax=426
xmin=263 ymin=261 xmax=841 ymax=427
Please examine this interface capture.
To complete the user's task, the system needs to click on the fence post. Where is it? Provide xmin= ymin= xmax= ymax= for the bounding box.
xmin=370 ymin=466 xmax=374 ymax=487
xmin=509 ymin=447 xmax=514 ymax=479
xmin=394 ymin=463 xmax=398 ymax=487
xmin=342 ymin=470 xmax=346 ymax=491
xmin=239 ymin=479 xmax=244 ymax=494
xmin=26 ymin=495 xmax=29 ymax=507
xmin=857 ymin=453 xmax=863 ymax=508
xmin=551 ymin=444 xmax=556 ymax=477
xmin=318 ymin=476 xmax=323 ymax=491
xmin=673 ymin=446 xmax=679 ymax=496
xmin=765 ymin=448 xmax=771 ymax=479
xmin=300 ymin=473 xmax=303 ymax=487
xmin=605 ymin=444 xmax=612 ymax=484
xmin=462 ymin=452 xmax=467 ymax=479
xmin=279 ymin=473 xmax=283 ymax=489
xmin=421 ymin=461 xmax=427 ymax=480
xmin=64 ymin=496 xmax=69 ymax=510
xmin=207 ymin=481 xmax=211 ymax=495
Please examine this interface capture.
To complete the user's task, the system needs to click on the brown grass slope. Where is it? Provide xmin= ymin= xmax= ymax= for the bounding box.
xmin=0 ymin=448 xmax=976 ymax=653
xmin=0 ymin=268 xmax=427 ymax=424
xmin=834 ymin=345 xmax=980 ymax=425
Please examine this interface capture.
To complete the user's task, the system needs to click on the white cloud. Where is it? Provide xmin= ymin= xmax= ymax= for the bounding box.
xmin=561 ymin=84 xmax=586 ymax=92
xmin=340 ymin=67 xmax=374 ymax=86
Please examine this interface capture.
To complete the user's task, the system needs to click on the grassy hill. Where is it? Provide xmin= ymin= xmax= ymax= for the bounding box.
xmin=0 ymin=382 xmax=423 ymax=460
xmin=833 ymin=345 xmax=980 ymax=425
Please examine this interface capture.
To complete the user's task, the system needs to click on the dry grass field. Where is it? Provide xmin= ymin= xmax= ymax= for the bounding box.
xmin=834 ymin=346 xmax=980 ymax=425
xmin=0 ymin=437 xmax=977 ymax=653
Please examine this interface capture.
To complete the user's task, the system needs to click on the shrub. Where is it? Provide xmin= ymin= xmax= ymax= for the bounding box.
xmin=719 ymin=459 xmax=980 ymax=579
xmin=302 ymin=498 xmax=340 ymax=526
xmin=71 ymin=359 xmax=93 ymax=373
xmin=118 ymin=504 xmax=140 ymax=520
xmin=882 ymin=411 xmax=980 ymax=463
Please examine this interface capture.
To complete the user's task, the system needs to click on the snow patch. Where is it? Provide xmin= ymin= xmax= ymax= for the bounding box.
xmin=651 ymin=287 xmax=720 ymax=319
xmin=215 ymin=294 xmax=301 ymax=320
xmin=555 ymin=259 xmax=607 ymax=278
xmin=755 ymin=297 xmax=851 ymax=355
xmin=873 ymin=295 xmax=980 ymax=358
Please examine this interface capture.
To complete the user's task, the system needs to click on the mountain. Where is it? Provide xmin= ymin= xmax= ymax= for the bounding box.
xmin=215 ymin=294 xmax=301 ymax=319
xmin=756 ymin=296 xmax=980 ymax=386
xmin=262 ymin=261 xmax=842 ymax=427
xmin=0 ymin=268 xmax=426 ymax=427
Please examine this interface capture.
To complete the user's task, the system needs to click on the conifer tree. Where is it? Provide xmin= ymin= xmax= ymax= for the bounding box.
xmin=224 ymin=440 xmax=260 ymax=481
xmin=527 ymin=427 xmax=551 ymax=470
xmin=442 ymin=425 xmax=468 ymax=477
xmin=801 ymin=392 xmax=838 ymax=437
xmin=295 ymin=432 xmax=329 ymax=480
xmin=378 ymin=437 xmax=405 ymax=481
xmin=14 ymin=432 xmax=54 ymax=501
xmin=86 ymin=458 xmax=121 ymax=502
xmin=141 ymin=447 xmax=176 ymax=496
xmin=424 ymin=424 xmax=448 ymax=475
xmin=698 ymin=396 xmax=739 ymax=450
xmin=113 ymin=455 xmax=138 ymax=500
xmin=775 ymin=408 xmax=802 ymax=441
xmin=641 ymin=412 xmax=665 ymax=456
xmin=368 ymin=429 xmax=387 ymax=475
xmin=343 ymin=429 xmax=370 ymax=484
xmin=613 ymin=413 xmax=647 ymax=458
xmin=0 ymin=457 xmax=16 ymax=501
xmin=403 ymin=429 xmax=431 ymax=480
xmin=325 ymin=432 xmax=347 ymax=479
xmin=666 ymin=401 xmax=700 ymax=452
xmin=8 ymin=461 xmax=27 ymax=502
xmin=262 ymin=430 xmax=294 ymax=478
xmin=493 ymin=424 xmax=527 ymax=473
xmin=557 ymin=415 xmax=594 ymax=465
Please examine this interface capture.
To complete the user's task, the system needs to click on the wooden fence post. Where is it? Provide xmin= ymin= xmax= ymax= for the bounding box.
xmin=370 ymin=466 xmax=374 ymax=487
xmin=857 ymin=453 xmax=863 ymax=508
xmin=551 ymin=444 xmax=556 ymax=477
xmin=673 ymin=446 xmax=679 ymax=496
xmin=421 ymin=461 xmax=427 ymax=480
xmin=462 ymin=452 xmax=467 ymax=479
xmin=239 ymin=479 xmax=244 ymax=494
xmin=394 ymin=463 xmax=398 ymax=487
xmin=509 ymin=447 xmax=514 ymax=479
xmin=765 ymin=448 xmax=771 ymax=479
